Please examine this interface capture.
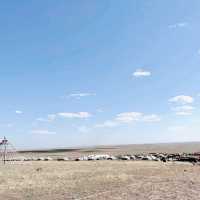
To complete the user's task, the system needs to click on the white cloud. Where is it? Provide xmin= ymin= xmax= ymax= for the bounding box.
xmin=16 ymin=110 xmax=23 ymax=114
xmin=133 ymin=69 xmax=151 ymax=77
xmin=31 ymin=130 xmax=56 ymax=135
xmin=68 ymin=92 xmax=96 ymax=99
xmin=168 ymin=22 xmax=188 ymax=29
xmin=37 ymin=112 xmax=91 ymax=122
xmin=116 ymin=112 xmax=143 ymax=123
xmin=169 ymin=96 xmax=195 ymax=116
xmin=116 ymin=112 xmax=161 ymax=123
xmin=95 ymin=112 xmax=160 ymax=128
xmin=173 ymin=105 xmax=195 ymax=116
xmin=172 ymin=105 xmax=195 ymax=113
xmin=175 ymin=111 xmax=192 ymax=116
xmin=36 ymin=114 xmax=56 ymax=122
xmin=95 ymin=120 xmax=118 ymax=128
xmin=142 ymin=114 xmax=161 ymax=122
xmin=169 ymin=95 xmax=194 ymax=104
xmin=58 ymin=112 xmax=91 ymax=119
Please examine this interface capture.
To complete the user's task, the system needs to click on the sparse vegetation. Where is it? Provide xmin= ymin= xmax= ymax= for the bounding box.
xmin=1 ymin=142 xmax=200 ymax=200
xmin=0 ymin=161 xmax=200 ymax=200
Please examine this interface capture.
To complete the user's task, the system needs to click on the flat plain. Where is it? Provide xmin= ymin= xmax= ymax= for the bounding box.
xmin=1 ymin=161 xmax=200 ymax=200
xmin=19 ymin=142 xmax=200 ymax=159
xmin=1 ymin=142 xmax=200 ymax=200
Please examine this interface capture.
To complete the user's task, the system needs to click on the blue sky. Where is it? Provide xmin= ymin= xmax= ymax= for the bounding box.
xmin=1 ymin=0 xmax=200 ymax=149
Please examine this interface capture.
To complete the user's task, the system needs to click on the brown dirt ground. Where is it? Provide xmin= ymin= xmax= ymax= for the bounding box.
xmin=0 ymin=161 xmax=200 ymax=200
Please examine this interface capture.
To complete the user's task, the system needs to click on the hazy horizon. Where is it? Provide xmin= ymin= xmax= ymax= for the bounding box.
xmin=16 ymin=140 xmax=200 ymax=151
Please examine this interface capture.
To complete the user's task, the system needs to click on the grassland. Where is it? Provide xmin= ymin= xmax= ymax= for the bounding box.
xmin=0 ymin=161 xmax=200 ymax=200
xmin=1 ymin=142 xmax=200 ymax=200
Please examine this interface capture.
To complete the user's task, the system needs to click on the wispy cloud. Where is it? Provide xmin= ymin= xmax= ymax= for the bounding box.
xmin=142 ymin=114 xmax=161 ymax=122
xmin=58 ymin=112 xmax=91 ymax=119
xmin=116 ymin=112 xmax=143 ymax=123
xmin=95 ymin=120 xmax=118 ymax=128
xmin=116 ymin=112 xmax=161 ymax=123
xmin=168 ymin=22 xmax=188 ymax=29
xmin=37 ymin=112 xmax=91 ymax=123
xmin=95 ymin=112 xmax=160 ymax=128
xmin=68 ymin=92 xmax=96 ymax=99
xmin=169 ymin=95 xmax=195 ymax=116
xmin=172 ymin=105 xmax=195 ymax=116
xmin=36 ymin=114 xmax=56 ymax=122
xmin=169 ymin=95 xmax=194 ymax=104
xmin=15 ymin=110 xmax=23 ymax=114
xmin=132 ymin=69 xmax=151 ymax=77
xmin=31 ymin=130 xmax=56 ymax=135
xmin=175 ymin=111 xmax=192 ymax=116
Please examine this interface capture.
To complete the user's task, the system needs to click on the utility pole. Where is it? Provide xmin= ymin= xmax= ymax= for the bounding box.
xmin=1 ymin=137 xmax=8 ymax=165
xmin=0 ymin=136 xmax=17 ymax=164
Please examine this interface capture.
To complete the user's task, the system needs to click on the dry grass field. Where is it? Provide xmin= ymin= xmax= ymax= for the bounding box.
xmin=1 ymin=161 xmax=200 ymax=200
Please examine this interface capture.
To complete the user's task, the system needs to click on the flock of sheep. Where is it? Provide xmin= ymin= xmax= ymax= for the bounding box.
xmin=5 ymin=152 xmax=200 ymax=164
